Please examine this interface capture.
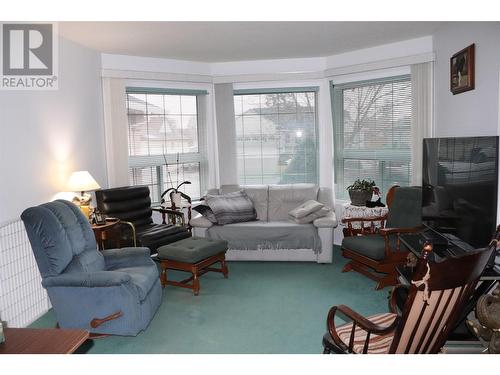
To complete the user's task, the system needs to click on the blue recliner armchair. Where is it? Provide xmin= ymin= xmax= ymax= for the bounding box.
xmin=21 ymin=200 xmax=162 ymax=336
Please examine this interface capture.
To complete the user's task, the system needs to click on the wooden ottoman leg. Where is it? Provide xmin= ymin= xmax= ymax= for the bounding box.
xmin=160 ymin=261 xmax=168 ymax=288
xmin=192 ymin=265 xmax=200 ymax=296
xmin=221 ymin=255 xmax=229 ymax=279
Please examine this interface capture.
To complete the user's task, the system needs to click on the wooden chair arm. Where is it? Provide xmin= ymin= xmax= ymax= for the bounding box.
xmin=378 ymin=226 xmax=423 ymax=236
xmin=151 ymin=207 xmax=184 ymax=218
xmin=388 ymin=284 xmax=409 ymax=315
xmin=327 ymin=304 xmax=399 ymax=353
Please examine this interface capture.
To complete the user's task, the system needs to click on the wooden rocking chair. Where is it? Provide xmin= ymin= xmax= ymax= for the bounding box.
xmin=341 ymin=186 xmax=422 ymax=290
xmin=323 ymin=242 xmax=493 ymax=354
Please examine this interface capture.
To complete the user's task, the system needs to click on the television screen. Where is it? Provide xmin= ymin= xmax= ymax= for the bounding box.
xmin=422 ymin=136 xmax=499 ymax=248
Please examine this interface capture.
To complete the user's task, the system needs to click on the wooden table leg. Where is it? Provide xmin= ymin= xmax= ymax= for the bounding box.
xmin=192 ymin=265 xmax=200 ymax=296
xmin=160 ymin=262 xmax=168 ymax=287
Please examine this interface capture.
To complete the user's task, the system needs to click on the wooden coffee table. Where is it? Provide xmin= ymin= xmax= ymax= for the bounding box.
xmin=0 ymin=328 xmax=89 ymax=354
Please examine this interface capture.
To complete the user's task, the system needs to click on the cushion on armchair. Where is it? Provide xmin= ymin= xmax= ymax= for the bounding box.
xmin=342 ymin=234 xmax=407 ymax=260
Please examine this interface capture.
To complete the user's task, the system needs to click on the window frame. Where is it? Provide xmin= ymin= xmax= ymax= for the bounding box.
xmin=331 ymin=75 xmax=412 ymax=200
xmin=125 ymin=86 xmax=209 ymax=203
xmin=233 ymin=87 xmax=320 ymax=186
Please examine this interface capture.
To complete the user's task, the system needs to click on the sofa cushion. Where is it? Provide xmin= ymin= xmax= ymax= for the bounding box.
xmin=157 ymin=237 xmax=228 ymax=263
xmin=220 ymin=185 xmax=269 ymax=221
xmin=206 ymin=190 xmax=257 ymax=224
xmin=242 ymin=186 xmax=269 ymax=221
xmin=268 ymin=184 xmax=319 ymax=221
xmin=207 ymin=220 xmax=322 ymax=253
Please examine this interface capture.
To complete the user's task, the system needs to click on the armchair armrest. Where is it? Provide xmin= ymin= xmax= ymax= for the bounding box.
xmin=152 ymin=207 xmax=184 ymax=218
xmin=42 ymin=271 xmax=131 ymax=288
xmin=313 ymin=211 xmax=338 ymax=228
xmin=190 ymin=213 xmax=214 ymax=228
xmin=102 ymin=247 xmax=153 ymax=269
xmin=327 ymin=304 xmax=399 ymax=353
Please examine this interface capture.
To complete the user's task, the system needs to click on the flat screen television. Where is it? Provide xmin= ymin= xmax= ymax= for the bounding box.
xmin=422 ymin=136 xmax=499 ymax=249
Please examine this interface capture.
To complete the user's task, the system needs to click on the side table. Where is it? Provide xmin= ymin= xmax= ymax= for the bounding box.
xmin=0 ymin=328 xmax=89 ymax=354
xmin=341 ymin=203 xmax=389 ymax=236
xmin=92 ymin=218 xmax=121 ymax=250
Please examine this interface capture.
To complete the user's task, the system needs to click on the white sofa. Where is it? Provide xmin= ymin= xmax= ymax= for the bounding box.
xmin=190 ymin=184 xmax=337 ymax=263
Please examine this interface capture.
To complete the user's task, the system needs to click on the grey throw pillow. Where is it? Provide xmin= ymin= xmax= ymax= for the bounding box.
xmin=205 ymin=190 xmax=257 ymax=225
xmin=192 ymin=204 xmax=218 ymax=223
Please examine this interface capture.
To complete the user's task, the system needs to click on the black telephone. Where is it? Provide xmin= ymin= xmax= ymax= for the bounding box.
xmin=90 ymin=209 xmax=106 ymax=225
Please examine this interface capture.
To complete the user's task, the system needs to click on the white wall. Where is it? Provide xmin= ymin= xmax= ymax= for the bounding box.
xmin=0 ymin=37 xmax=106 ymax=223
xmin=433 ymin=22 xmax=500 ymax=137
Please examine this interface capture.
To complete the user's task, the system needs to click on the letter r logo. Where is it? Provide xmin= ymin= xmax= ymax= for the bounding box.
xmin=2 ymin=24 xmax=53 ymax=75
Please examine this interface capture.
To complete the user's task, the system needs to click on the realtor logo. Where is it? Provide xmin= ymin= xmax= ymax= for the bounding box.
xmin=1 ymin=22 xmax=58 ymax=90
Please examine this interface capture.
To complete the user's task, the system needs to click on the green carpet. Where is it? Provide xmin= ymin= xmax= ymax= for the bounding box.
xmin=30 ymin=247 xmax=389 ymax=353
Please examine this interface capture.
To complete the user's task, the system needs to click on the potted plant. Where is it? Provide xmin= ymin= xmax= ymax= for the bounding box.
xmin=347 ymin=179 xmax=376 ymax=206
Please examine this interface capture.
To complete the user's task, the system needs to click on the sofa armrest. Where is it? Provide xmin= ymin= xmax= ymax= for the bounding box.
xmin=313 ymin=211 xmax=338 ymax=228
xmin=42 ymin=271 xmax=131 ymax=288
xmin=190 ymin=213 xmax=214 ymax=228
xmin=102 ymin=247 xmax=153 ymax=269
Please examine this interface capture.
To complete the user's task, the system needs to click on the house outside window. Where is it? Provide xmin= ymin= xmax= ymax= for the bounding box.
xmin=234 ymin=88 xmax=319 ymax=185
xmin=332 ymin=76 xmax=412 ymax=200
xmin=126 ymin=87 xmax=208 ymax=203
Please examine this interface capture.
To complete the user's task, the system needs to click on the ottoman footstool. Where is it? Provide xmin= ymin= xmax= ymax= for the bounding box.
xmin=157 ymin=237 xmax=228 ymax=295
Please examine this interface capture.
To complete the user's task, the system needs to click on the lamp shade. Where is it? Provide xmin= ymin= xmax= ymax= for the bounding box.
xmin=67 ymin=171 xmax=101 ymax=192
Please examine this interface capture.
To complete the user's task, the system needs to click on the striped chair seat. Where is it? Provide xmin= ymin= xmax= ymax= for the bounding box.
xmin=335 ymin=312 xmax=397 ymax=354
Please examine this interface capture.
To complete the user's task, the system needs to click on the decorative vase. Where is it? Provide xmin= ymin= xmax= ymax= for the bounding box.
xmin=172 ymin=192 xmax=182 ymax=208
xmin=348 ymin=189 xmax=373 ymax=206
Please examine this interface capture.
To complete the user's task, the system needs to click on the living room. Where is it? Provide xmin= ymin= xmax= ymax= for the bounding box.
xmin=1 ymin=0 xmax=500 ymax=372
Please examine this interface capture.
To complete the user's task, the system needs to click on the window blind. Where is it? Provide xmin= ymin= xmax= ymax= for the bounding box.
xmin=234 ymin=90 xmax=319 ymax=185
xmin=332 ymin=75 xmax=412 ymax=199
xmin=125 ymin=88 xmax=207 ymax=201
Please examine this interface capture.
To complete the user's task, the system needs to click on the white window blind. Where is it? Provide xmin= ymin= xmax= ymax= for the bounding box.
xmin=234 ymin=88 xmax=319 ymax=185
xmin=126 ymin=87 xmax=208 ymax=202
xmin=332 ymin=76 xmax=412 ymax=200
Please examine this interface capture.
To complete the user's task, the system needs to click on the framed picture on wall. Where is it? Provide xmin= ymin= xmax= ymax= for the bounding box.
xmin=450 ymin=43 xmax=475 ymax=95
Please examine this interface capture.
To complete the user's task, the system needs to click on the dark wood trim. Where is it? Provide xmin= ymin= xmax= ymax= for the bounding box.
xmin=90 ymin=311 xmax=123 ymax=328
xmin=342 ymin=246 xmax=408 ymax=290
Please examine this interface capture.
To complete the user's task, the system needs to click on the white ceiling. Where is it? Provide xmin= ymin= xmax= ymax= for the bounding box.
xmin=59 ymin=22 xmax=445 ymax=63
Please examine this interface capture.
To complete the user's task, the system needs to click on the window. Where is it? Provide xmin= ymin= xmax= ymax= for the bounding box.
xmin=332 ymin=76 xmax=412 ymax=199
xmin=126 ymin=87 xmax=207 ymax=202
xmin=234 ymin=88 xmax=318 ymax=185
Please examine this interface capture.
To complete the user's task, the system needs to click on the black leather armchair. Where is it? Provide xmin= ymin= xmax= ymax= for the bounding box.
xmin=95 ymin=186 xmax=191 ymax=253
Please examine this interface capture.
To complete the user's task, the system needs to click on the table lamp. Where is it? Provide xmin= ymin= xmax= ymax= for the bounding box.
xmin=67 ymin=171 xmax=101 ymax=217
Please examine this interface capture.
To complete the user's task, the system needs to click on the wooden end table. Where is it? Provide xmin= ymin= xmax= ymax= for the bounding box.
xmin=0 ymin=328 xmax=89 ymax=354
xmin=91 ymin=218 xmax=121 ymax=250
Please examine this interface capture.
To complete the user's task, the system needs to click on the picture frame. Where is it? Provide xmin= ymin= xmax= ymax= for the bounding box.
xmin=450 ymin=43 xmax=475 ymax=95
